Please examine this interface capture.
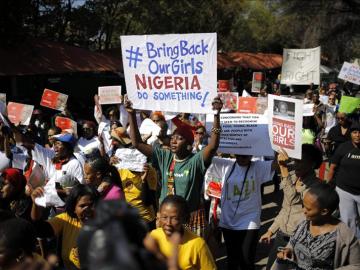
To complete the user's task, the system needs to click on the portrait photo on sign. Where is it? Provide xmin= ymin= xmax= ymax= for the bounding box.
xmin=273 ymin=100 xmax=295 ymax=120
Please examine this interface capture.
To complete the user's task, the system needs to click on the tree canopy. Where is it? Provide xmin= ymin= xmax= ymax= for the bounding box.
xmin=0 ymin=0 xmax=359 ymax=66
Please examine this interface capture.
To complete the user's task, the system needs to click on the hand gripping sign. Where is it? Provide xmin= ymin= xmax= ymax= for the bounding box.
xmin=120 ymin=33 xmax=217 ymax=114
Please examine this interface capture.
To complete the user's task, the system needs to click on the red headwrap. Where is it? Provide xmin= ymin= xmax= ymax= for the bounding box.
xmin=173 ymin=126 xmax=194 ymax=145
xmin=2 ymin=168 xmax=26 ymax=194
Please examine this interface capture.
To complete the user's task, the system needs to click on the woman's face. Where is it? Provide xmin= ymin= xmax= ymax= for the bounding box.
xmin=84 ymin=163 xmax=102 ymax=187
xmin=170 ymin=133 xmax=189 ymax=154
xmin=303 ymin=192 xmax=323 ymax=222
xmin=0 ymin=179 xmax=14 ymax=199
xmin=195 ymin=127 xmax=206 ymax=143
xmin=53 ymin=141 xmax=70 ymax=159
xmin=351 ymin=130 xmax=360 ymax=145
xmin=279 ymin=103 xmax=287 ymax=114
xmin=336 ymin=113 xmax=347 ymax=127
xmin=159 ymin=203 xmax=182 ymax=237
xmin=47 ymin=129 xmax=57 ymax=146
xmin=82 ymin=124 xmax=95 ymax=140
xmin=75 ymin=195 xmax=94 ymax=223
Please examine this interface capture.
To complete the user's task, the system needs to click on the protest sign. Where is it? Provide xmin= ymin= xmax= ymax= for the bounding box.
xmin=40 ymin=89 xmax=68 ymax=111
xmin=120 ymin=33 xmax=217 ymax=114
xmin=338 ymin=62 xmax=360 ymax=85
xmin=218 ymin=80 xmax=231 ymax=92
xmin=35 ymin=181 xmax=65 ymax=207
xmin=0 ymin=94 xmax=6 ymax=115
xmin=268 ymin=94 xmax=303 ymax=159
xmin=114 ymin=148 xmax=147 ymax=172
xmin=139 ymin=118 xmax=161 ymax=145
xmin=218 ymin=92 xmax=238 ymax=112
xmin=55 ymin=116 xmax=78 ymax=135
xmin=303 ymin=103 xmax=315 ymax=116
xmin=98 ymin=85 xmax=122 ymax=104
xmin=251 ymin=72 xmax=264 ymax=93
xmin=237 ymin=97 xmax=257 ymax=113
xmin=338 ymin=96 xmax=360 ymax=113
xmin=7 ymin=102 xmax=34 ymax=126
xmin=206 ymin=113 xmax=273 ymax=156
xmin=281 ymin=47 xmax=320 ymax=85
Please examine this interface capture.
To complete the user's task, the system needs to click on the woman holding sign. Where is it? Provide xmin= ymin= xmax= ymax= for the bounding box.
xmin=125 ymin=97 xmax=223 ymax=237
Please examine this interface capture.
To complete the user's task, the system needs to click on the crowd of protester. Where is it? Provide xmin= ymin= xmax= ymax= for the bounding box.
xmin=0 ymin=80 xmax=360 ymax=270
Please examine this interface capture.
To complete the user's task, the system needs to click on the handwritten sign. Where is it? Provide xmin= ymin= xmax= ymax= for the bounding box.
xmin=114 ymin=148 xmax=147 ymax=172
xmin=251 ymin=72 xmax=264 ymax=93
xmin=268 ymin=95 xmax=303 ymax=159
xmin=40 ymin=89 xmax=68 ymax=111
xmin=338 ymin=62 xmax=360 ymax=85
xmin=206 ymin=113 xmax=273 ymax=156
xmin=120 ymin=33 xmax=217 ymax=113
xmin=218 ymin=92 xmax=238 ymax=112
xmin=98 ymin=85 xmax=122 ymax=104
xmin=7 ymin=102 xmax=34 ymax=126
xmin=281 ymin=47 xmax=320 ymax=85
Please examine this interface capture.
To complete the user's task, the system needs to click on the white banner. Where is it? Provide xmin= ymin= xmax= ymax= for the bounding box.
xmin=120 ymin=33 xmax=217 ymax=113
xmin=281 ymin=47 xmax=320 ymax=85
xmin=206 ymin=113 xmax=273 ymax=156
xmin=338 ymin=62 xmax=360 ymax=85
xmin=268 ymin=94 xmax=303 ymax=159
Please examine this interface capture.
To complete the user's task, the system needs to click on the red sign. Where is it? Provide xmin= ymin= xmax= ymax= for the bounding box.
xmin=55 ymin=117 xmax=77 ymax=134
xmin=272 ymin=117 xmax=295 ymax=149
xmin=237 ymin=97 xmax=257 ymax=113
xmin=7 ymin=102 xmax=34 ymax=126
xmin=218 ymin=80 xmax=230 ymax=92
xmin=40 ymin=89 xmax=68 ymax=111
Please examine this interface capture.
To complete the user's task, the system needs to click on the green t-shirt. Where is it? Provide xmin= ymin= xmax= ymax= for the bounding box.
xmin=152 ymin=146 xmax=206 ymax=212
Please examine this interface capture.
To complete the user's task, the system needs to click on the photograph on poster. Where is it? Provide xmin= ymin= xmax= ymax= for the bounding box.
xmin=273 ymin=100 xmax=295 ymax=120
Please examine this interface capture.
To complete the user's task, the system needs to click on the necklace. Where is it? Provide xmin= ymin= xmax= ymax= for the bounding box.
xmin=173 ymin=155 xmax=190 ymax=162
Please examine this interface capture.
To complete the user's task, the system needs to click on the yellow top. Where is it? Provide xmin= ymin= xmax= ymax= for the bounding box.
xmin=48 ymin=212 xmax=81 ymax=269
xmin=119 ymin=167 xmax=157 ymax=222
xmin=150 ymin=228 xmax=217 ymax=270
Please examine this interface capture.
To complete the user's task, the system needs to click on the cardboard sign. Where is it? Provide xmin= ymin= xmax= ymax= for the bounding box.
xmin=7 ymin=102 xmax=34 ymax=126
xmin=114 ymin=148 xmax=147 ymax=172
xmin=55 ymin=116 xmax=77 ymax=135
xmin=120 ymin=33 xmax=217 ymax=114
xmin=281 ymin=47 xmax=320 ymax=85
xmin=338 ymin=62 xmax=360 ymax=85
xmin=218 ymin=92 xmax=238 ymax=112
xmin=268 ymin=95 xmax=303 ymax=159
xmin=251 ymin=72 xmax=264 ymax=93
xmin=338 ymin=96 xmax=360 ymax=113
xmin=206 ymin=113 xmax=273 ymax=156
xmin=218 ymin=80 xmax=231 ymax=92
xmin=40 ymin=89 xmax=68 ymax=111
xmin=98 ymin=86 xmax=122 ymax=104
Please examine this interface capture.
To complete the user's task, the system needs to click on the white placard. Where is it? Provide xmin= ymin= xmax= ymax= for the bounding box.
xmin=268 ymin=94 xmax=303 ymax=159
xmin=281 ymin=47 xmax=320 ymax=85
xmin=35 ymin=181 xmax=65 ymax=208
xmin=139 ymin=118 xmax=162 ymax=144
xmin=206 ymin=113 xmax=273 ymax=156
xmin=98 ymin=86 xmax=122 ymax=104
xmin=114 ymin=148 xmax=147 ymax=172
xmin=120 ymin=33 xmax=217 ymax=113
xmin=303 ymin=103 xmax=314 ymax=116
xmin=338 ymin=62 xmax=360 ymax=85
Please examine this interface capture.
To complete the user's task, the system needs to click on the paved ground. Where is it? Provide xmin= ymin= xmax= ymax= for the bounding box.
xmin=215 ymin=182 xmax=283 ymax=270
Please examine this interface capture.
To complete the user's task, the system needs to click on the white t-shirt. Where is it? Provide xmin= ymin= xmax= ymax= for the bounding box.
xmin=32 ymin=143 xmax=84 ymax=183
xmin=206 ymin=157 xmax=273 ymax=230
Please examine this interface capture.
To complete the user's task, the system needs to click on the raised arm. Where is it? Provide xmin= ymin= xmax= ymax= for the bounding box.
xmin=124 ymin=99 xmax=153 ymax=158
xmin=203 ymin=97 xmax=223 ymax=167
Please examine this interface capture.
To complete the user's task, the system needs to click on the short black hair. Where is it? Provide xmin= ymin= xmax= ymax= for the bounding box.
xmin=160 ymin=195 xmax=190 ymax=223
xmin=65 ymin=184 xmax=99 ymax=219
xmin=307 ymin=183 xmax=339 ymax=214
xmin=302 ymin=144 xmax=323 ymax=169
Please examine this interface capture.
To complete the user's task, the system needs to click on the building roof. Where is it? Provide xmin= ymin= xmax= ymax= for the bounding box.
xmin=227 ymin=52 xmax=283 ymax=70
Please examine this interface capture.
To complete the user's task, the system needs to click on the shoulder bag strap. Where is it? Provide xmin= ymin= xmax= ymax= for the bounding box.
xmin=233 ymin=162 xmax=251 ymax=217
